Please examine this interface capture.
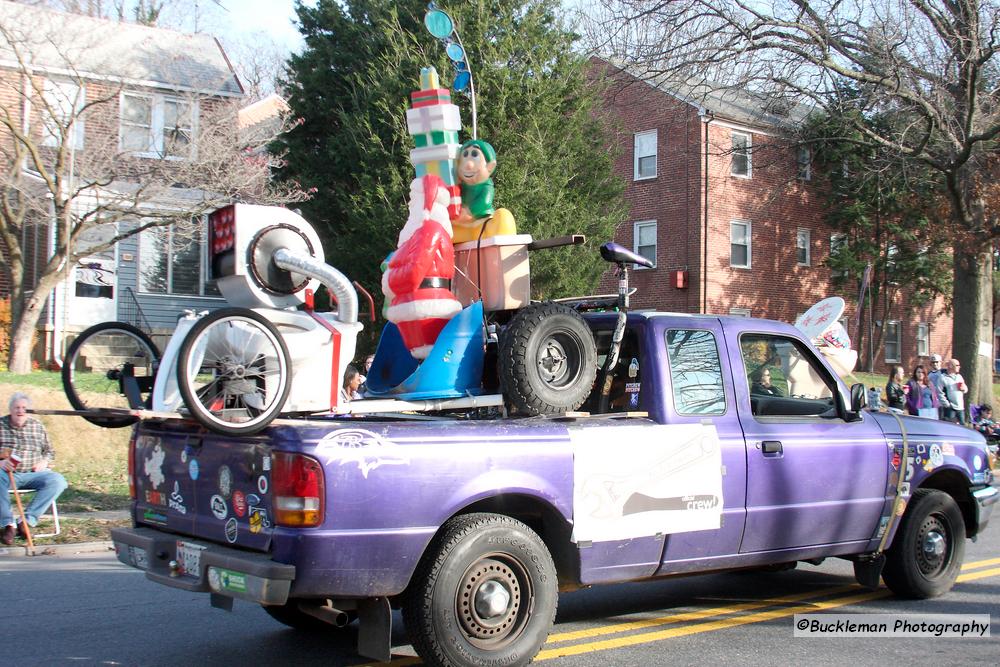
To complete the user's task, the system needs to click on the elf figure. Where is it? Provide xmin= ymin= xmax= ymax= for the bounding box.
xmin=384 ymin=174 xmax=462 ymax=359
xmin=452 ymin=139 xmax=517 ymax=244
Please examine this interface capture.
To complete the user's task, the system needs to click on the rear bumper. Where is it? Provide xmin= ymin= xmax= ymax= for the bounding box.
xmin=972 ymin=484 xmax=999 ymax=536
xmin=111 ymin=527 xmax=295 ymax=606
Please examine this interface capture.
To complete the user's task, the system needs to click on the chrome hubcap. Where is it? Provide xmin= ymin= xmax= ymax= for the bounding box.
xmin=923 ymin=530 xmax=945 ymax=558
xmin=475 ymin=580 xmax=511 ymax=619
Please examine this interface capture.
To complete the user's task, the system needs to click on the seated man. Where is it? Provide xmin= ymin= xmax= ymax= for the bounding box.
xmin=0 ymin=392 xmax=68 ymax=544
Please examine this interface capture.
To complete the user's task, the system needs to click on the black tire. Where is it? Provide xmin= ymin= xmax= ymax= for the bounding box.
xmin=403 ymin=513 xmax=558 ymax=667
xmin=62 ymin=322 xmax=160 ymax=428
xmin=176 ymin=308 xmax=292 ymax=436
xmin=498 ymin=302 xmax=597 ymax=416
xmin=882 ymin=489 xmax=965 ymax=599
xmin=262 ymin=601 xmax=356 ymax=632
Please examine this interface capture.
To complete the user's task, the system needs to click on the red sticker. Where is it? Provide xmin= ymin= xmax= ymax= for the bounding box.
xmin=233 ymin=490 xmax=247 ymax=518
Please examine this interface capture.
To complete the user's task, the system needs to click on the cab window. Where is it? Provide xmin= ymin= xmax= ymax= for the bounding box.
xmin=665 ymin=329 xmax=726 ymax=415
xmin=587 ymin=329 xmax=643 ymax=413
xmin=740 ymin=333 xmax=836 ymax=417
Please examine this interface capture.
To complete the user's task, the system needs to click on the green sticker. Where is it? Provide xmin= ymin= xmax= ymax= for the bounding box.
xmin=218 ymin=568 xmax=247 ymax=593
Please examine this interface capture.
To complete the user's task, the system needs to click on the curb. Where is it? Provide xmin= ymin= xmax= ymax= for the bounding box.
xmin=0 ymin=540 xmax=113 ymax=557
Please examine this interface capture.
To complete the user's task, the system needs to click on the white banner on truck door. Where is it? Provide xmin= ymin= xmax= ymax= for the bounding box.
xmin=570 ymin=423 xmax=723 ymax=543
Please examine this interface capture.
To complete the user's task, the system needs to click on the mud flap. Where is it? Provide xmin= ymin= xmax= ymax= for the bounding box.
xmin=210 ymin=592 xmax=234 ymax=611
xmin=853 ymin=554 xmax=885 ymax=590
xmin=357 ymin=596 xmax=392 ymax=663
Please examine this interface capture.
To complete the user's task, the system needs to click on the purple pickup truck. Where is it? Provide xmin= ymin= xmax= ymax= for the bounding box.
xmin=111 ymin=311 xmax=998 ymax=666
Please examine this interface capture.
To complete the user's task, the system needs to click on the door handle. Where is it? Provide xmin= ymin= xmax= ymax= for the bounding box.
xmin=761 ymin=440 xmax=783 ymax=455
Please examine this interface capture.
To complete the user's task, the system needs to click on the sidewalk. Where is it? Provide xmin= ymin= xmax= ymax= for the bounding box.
xmin=0 ymin=540 xmax=113 ymax=557
xmin=0 ymin=509 xmax=128 ymax=558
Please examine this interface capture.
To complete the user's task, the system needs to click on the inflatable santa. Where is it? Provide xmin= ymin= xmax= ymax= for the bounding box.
xmin=383 ymin=174 xmax=463 ymax=359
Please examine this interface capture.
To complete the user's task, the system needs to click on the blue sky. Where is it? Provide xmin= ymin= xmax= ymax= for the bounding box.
xmin=219 ymin=0 xmax=310 ymax=53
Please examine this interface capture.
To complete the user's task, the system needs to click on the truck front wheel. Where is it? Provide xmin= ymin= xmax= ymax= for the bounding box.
xmin=404 ymin=513 xmax=557 ymax=667
xmin=882 ymin=489 xmax=965 ymax=599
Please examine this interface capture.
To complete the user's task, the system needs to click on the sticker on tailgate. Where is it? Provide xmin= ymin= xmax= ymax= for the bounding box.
xmin=208 ymin=568 xmax=247 ymax=594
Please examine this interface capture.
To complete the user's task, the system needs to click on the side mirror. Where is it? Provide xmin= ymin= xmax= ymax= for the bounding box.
xmin=846 ymin=383 xmax=866 ymax=421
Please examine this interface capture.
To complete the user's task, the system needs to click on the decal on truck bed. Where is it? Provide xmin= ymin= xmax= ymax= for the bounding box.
xmin=315 ymin=428 xmax=411 ymax=478
xmin=571 ymin=423 xmax=723 ymax=542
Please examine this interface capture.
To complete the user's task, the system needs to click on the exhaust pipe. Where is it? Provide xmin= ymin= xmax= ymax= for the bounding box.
xmin=297 ymin=602 xmax=351 ymax=628
xmin=273 ymin=248 xmax=359 ymax=324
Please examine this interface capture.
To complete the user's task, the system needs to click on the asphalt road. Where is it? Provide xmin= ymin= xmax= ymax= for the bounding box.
xmin=1 ymin=528 xmax=997 ymax=667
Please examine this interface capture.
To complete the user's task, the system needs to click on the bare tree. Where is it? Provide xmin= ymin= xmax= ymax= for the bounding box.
xmin=0 ymin=12 xmax=306 ymax=373
xmin=10 ymin=0 xmax=226 ymax=30
xmin=221 ymin=31 xmax=291 ymax=101
xmin=587 ymin=0 xmax=1000 ymax=405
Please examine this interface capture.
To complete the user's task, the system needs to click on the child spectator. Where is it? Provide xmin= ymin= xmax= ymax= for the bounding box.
xmin=973 ymin=404 xmax=998 ymax=442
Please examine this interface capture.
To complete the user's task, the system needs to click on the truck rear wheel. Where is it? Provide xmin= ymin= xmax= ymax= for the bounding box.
xmin=882 ymin=489 xmax=965 ymax=598
xmin=404 ymin=513 xmax=557 ymax=667
xmin=499 ymin=302 xmax=597 ymax=415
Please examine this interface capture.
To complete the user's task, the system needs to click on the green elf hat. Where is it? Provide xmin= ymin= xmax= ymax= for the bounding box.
xmin=460 ymin=139 xmax=497 ymax=165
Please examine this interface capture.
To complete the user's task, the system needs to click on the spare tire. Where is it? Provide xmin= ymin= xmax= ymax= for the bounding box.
xmin=499 ymin=302 xmax=597 ymax=415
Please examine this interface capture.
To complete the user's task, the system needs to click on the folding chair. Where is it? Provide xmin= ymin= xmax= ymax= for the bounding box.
xmin=8 ymin=489 xmax=61 ymax=538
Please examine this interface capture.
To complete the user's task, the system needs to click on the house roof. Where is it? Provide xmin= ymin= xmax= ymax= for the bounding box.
xmin=657 ymin=76 xmax=814 ymax=130
xmin=0 ymin=0 xmax=243 ymax=96
xmin=238 ymin=93 xmax=290 ymax=130
xmin=597 ymin=57 xmax=814 ymax=131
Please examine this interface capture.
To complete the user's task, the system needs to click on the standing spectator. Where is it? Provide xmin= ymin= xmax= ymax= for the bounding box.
xmin=0 ymin=393 xmax=68 ymax=545
xmin=927 ymin=353 xmax=951 ymax=419
xmin=358 ymin=354 xmax=375 ymax=397
xmin=884 ymin=365 xmax=906 ymax=412
xmin=939 ymin=358 xmax=968 ymax=424
xmin=340 ymin=365 xmax=363 ymax=405
xmin=905 ymin=365 xmax=939 ymax=418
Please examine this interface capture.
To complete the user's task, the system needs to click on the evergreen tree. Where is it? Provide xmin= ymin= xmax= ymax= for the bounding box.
xmin=276 ymin=0 xmax=626 ymax=326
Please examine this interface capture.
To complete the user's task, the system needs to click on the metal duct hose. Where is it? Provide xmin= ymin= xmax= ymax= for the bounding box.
xmin=273 ymin=248 xmax=359 ymax=324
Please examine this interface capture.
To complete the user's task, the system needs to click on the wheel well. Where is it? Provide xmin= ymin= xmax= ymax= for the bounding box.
xmin=454 ymin=495 xmax=578 ymax=588
xmin=919 ymin=470 xmax=978 ymax=536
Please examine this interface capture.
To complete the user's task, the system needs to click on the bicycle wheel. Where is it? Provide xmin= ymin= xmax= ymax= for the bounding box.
xmin=62 ymin=322 xmax=160 ymax=428
xmin=176 ymin=308 xmax=292 ymax=436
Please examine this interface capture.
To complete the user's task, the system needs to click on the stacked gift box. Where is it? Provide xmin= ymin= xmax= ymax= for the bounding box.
xmin=406 ymin=67 xmax=463 ymax=219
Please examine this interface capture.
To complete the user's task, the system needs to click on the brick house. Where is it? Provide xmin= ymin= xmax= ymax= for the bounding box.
xmin=596 ymin=61 xmax=954 ymax=376
xmin=0 ymin=1 xmax=243 ymax=362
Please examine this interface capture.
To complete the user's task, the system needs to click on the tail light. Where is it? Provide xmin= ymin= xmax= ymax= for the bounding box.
xmin=272 ymin=452 xmax=325 ymax=527
xmin=127 ymin=429 xmax=137 ymax=499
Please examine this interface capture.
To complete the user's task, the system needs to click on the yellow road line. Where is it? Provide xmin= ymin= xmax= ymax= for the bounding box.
xmin=546 ymin=584 xmax=858 ymax=643
xmin=961 ymin=557 xmax=1000 ymax=571
xmin=535 ymin=589 xmax=891 ymax=660
xmin=957 ymin=566 xmax=1000 ymax=582
xmin=363 ymin=565 xmax=1000 ymax=665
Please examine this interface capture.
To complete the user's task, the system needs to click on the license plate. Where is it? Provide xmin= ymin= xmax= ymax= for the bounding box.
xmin=176 ymin=541 xmax=205 ymax=577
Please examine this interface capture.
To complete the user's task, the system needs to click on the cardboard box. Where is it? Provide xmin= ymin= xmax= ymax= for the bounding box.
xmin=453 ymin=234 xmax=533 ymax=312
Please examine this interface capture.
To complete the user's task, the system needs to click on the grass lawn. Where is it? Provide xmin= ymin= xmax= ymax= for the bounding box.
xmin=1 ymin=372 xmax=132 ymax=516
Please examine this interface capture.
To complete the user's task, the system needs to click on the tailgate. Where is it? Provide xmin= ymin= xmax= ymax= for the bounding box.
xmin=133 ymin=427 xmax=274 ymax=551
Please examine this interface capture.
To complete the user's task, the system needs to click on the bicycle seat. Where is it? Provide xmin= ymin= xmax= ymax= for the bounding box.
xmin=600 ymin=242 xmax=654 ymax=268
